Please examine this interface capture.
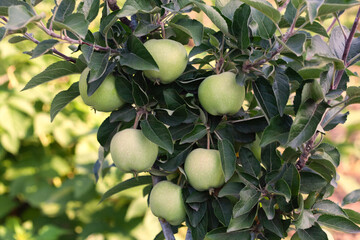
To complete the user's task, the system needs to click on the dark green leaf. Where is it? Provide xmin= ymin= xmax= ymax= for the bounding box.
xmin=253 ymin=77 xmax=279 ymax=121
xmin=185 ymin=201 xmax=207 ymax=228
xmin=343 ymin=209 xmax=360 ymax=225
xmin=114 ymin=75 xmax=133 ymax=103
xmin=180 ymin=124 xmax=207 ymax=144
xmin=109 ymin=105 xmax=136 ymax=123
xmin=5 ymin=5 xmax=42 ymax=30
xmin=233 ymin=186 xmax=260 ymax=218
xmin=233 ymin=116 xmax=268 ymax=134
xmin=212 ymin=197 xmax=232 ymax=226
xmin=241 ymin=0 xmax=281 ymax=23
xmin=87 ymin=51 xmax=110 ymax=83
xmin=318 ymin=0 xmax=360 ymax=18
xmin=346 ymin=86 xmax=360 ymax=106
xmin=261 ymin=198 xmax=276 ymax=220
xmin=317 ymin=214 xmax=360 ymax=233
xmin=313 ymin=200 xmax=348 ymax=217
xmin=8 ymin=35 xmax=28 ymax=43
xmin=50 ymin=82 xmax=79 ymax=122
xmin=273 ymin=68 xmax=290 ymax=116
xmin=53 ymin=13 xmax=89 ymax=38
xmin=260 ymin=115 xmax=292 ymax=146
xmin=282 ymin=33 xmax=306 ymax=56
xmin=132 ymin=81 xmax=148 ymax=106
xmin=258 ymin=211 xmax=287 ymax=238
xmin=140 ymin=115 xmax=174 ymax=154
xmin=117 ymin=0 xmax=160 ymax=18
xmin=54 ymin=0 xmax=75 ymax=22
xmin=293 ymin=223 xmax=328 ymax=240
xmin=0 ymin=0 xmax=34 ymax=16
xmin=228 ymin=206 xmax=257 ymax=232
xmin=186 ymin=191 xmax=209 ymax=203
xmin=232 ymin=4 xmax=250 ymax=50
xmin=163 ymin=89 xmax=185 ymax=110
xmin=218 ymin=182 xmax=244 ymax=198
xmin=283 ymin=164 xmax=300 ymax=196
xmin=0 ymin=27 xmax=6 ymax=41
xmin=170 ymin=18 xmax=204 ymax=46
xmin=261 ymin=143 xmax=282 ymax=172
xmin=97 ymin=117 xmax=119 ymax=149
xmin=80 ymin=0 xmax=99 ymax=22
xmin=239 ymin=148 xmax=260 ymax=177
xmin=342 ymin=189 xmax=360 ymax=206
xmin=252 ymin=8 xmax=276 ymax=39
xmin=158 ymin=143 xmax=192 ymax=171
xmin=218 ymin=138 xmax=237 ymax=182
xmin=31 ymin=39 xmax=59 ymax=59
xmin=155 ymin=106 xmax=188 ymax=127
xmin=22 ymin=61 xmax=82 ymax=90
xmin=300 ymin=171 xmax=327 ymax=194
xmin=100 ymin=176 xmax=152 ymax=203
xmin=294 ymin=209 xmax=316 ymax=229
xmin=305 ymin=0 xmax=324 ymax=23
xmin=268 ymin=179 xmax=291 ymax=202
xmin=205 ymin=227 xmax=251 ymax=240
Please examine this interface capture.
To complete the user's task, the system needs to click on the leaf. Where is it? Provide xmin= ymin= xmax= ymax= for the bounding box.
xmin=260 ymin=115 xmax=292 ymax=147
xmin=293 ymin=223 xmax=328 ymax=240
xmin=232 ymin=116 xmax=268 ymax=134
xmin=50 ymin=82 xmax=79 ymax=121
xmin=205 ymin=228 xmax=251 ymax=240
xmin=218 ymin=182 xmax=244 ymax=198
xmin=232 ymin=4 xmax=251 ymax=50
xmin=120 ymin=35 xmax=159 ymax=71
xmin=163 ymin=89 xmax=186 ymax=110
xmin=31 ymin=39 xmax=59 ymax=59
xmin=294 ymin=209 xmax=316 ymax=229
xmin=140 ymin=115 xmax=174 ymax=154
xmin=228 ymin=206 xmax=257 ymax=231
xmin=114 ymin=76 xmax=133 ymax=103
xmin=158 ymin=143 xmax=192 ymax=171
xmin=240 ymin=0 xmax=281 ymax=23
xmin=100 ymin=176 xmax=152 ymax=203
xmin=273 ymin=68 xmax=290 ymax=116
xmin=239 ymin=148 xmax=260 ymax=177
xmin=53 ymin=13 xmax=89 ymax=38
xmin=185 ymin=201 xmax=207 ymax=228
xmin=131 ymin=81 xmax=148 ymax=106
xmin=97 ymin=117 xmax=118 ymax=149
xmin=0 ymin=0 xmax=34 ymax=16
xmin=117 ymin=0 xmax=160 ymax=18
xmin=346 ymin=86 xmax=360 ymax=106
xmin=252 ymin=8 xmax=276 ymax=39
xmin=233 ymin=186 xmax=260 ymax=218
xmin=317 ymin=0 xmax=360 ymax=17
xmin=252 ymin=77 xmax=279 ymax=121
xmin=342 ymin=189 xmax=360 ymax=206
xmin=317 ymin=214 xmax=360 ymax=233
xmin=169 ymin=18 xmax=204 ymax=46
xmin=221 ymin=0 xmax=242 ymax=20
xmin=54 ymin=0 xmax=75 ymax=22
xmin=22 ymin=61 xmax=82 ymax=90
xmin=300 ymin=171 xmax=328 ymax=194
xmin=218 ymin=138 xmax=237 ymax=182
xmin=343 ymin=209 xmax=360 ymax=225
xmin=80 ymin=0 xmax=99 ymax=22
xmin=180 ymin=125 xmax=207 ymax=144
xmin=258 ymin=211 xmax=287 ymax=238
xmin=109 ymin=105 xmax=136 ymax=123
xmin=287 ymin=100 xmax=328 ymax=149
xmin=191 ymin=1 xmax=229 ymax=35
xmin=282 ymin=33 xmax=306 ymax=56
xmin=186 ymin=191 xmax=209 ymax=203
xmin=268 ymin=179 xmax=291 ymax=202
xmin=313 ymin=200 xmax=348 ymax=217
xmin=305 ymin=0 xmax=324 ymax=23
xmin=283 ymin=164 xmax=300 ymax=196
xmin=5 ymin=5 xmax=42 ymax=30
xmin=212 ymin=197 xmax=232 ymax=226
xmin=261 ymin=143 xmax=282 ymax=172
xmin=261 ymin=198 xmax=276 ymax=220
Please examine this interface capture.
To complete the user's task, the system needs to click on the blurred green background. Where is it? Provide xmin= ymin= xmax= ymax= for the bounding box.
xmin=0 ymin=0 xmax=360 ymax=240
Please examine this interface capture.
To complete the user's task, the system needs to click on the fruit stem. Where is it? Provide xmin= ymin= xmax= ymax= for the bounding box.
xmin=207 ymin=131 xmax=210 ymax=150
xmin=133 ymin=110 xmax=144 ymax=129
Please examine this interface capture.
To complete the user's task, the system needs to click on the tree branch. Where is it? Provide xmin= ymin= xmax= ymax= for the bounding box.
xmin=151 ymin=175 xmax=176 ymax=240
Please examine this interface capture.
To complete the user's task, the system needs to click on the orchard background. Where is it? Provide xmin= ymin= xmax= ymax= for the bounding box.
xmin=1 ymin=0 xmax=360 ymax=239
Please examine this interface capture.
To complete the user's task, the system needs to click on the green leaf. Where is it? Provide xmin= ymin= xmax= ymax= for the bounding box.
xmin=233 ymin=186 xmax=260 ymax=218
xmin=163 ymin=89 xmax=186 ymax=110
xmin=80 ymin=0 xmax=99 ymax=22
xmin=298 ymin=63 xmax=329 ymax=80
xmin=300 ymin=172 xmax=327 ymax=194
xmin=313 ymin=200 xmax=348 ymax=217
xmin=342 ymin=189 xmax=360 ymax=206
xmin=268 ymin=179 xmax=291 ymax=202
xmin=50 ymin=82 xmax=79 ymax=122
xmin=54 ymin=0 xmax=75 ymax=22
xmin=8 ymin=35 xmax=28 ymax=43
xmin=218 ymin=138 xmax=237 ymax=182
xmin=186 ymin=191 xmax=209 ymax=203
xmin=273 ymin=68 xmax=290 ymax=116
xmin=0 ymin=27 xmax=6 ymax=41
xmin=343 ymin=209 xmax=360 ymax=225
xmin=228 ymin=206 xmax=257 ymax=232
xmin=180 ymin=124 xmax=207 ymax=144
xmin=114 ymin=76 xmax=133 ymax=103
xmin=185 ymin=201 xmax=207 ymax=228
xmin=317 ymin=214 xmax=360 ymax=233
xmin=205 ymin=228 xmax=251 ymax=240
xmin=317 ymin=0 xmax=360 ymax=17
xmin=283 ymin=164 xmax=300 ymax=196
xmin=131 ymin=81 xmax=148 ymax=106
xmin=5 ymin=5 xmax=42 ymax=30
xmin=221 ymin=0 xmax=242 ymax=20
xmin=0 ymin=0 xmax=34 ymax=16
xmin=260 ymin=115 xmax=292 ymax=146
xmin=170 ymin=18 xmax=204 ymax=46
xmin=140 ymin=115 xmax=174 ymax=154
xmin=191 ymin=1 xmax=229 ymax=35
xmin=294 ymin=209 xmax=316 ymax=229
xmin=232 ymin=4 xmax=251 ymax=50
xmin=99 ymin=176 xmax=152 ymax=203
xmin=117 ymin=0 xmax=160 ymax=18
xmin=252 ymin=8 xmax=276 ymax=39
xmin=293 ymin=223 xmax=328 ymax=240
xmin=346 ymin=86 xmax=360 ymax=106
xmin=158 ymin=143 xmax=192 ymax=171
xmin=53 ymin=13 xmax=89 ymax=38
xmin=110 ymin=105 xmax=136 ymax=123
xmin=305 ymin=0 xmax=324 ymax=23
xmin=120 ymin=35 xmax=159 ymax=71
xmin=261 ymin=198 xmax=276 ymax=220
xmin=218 ymin=182 xmax=244 ymax=198
xmin=97 ymin=117 xmax=119 ymax=149
xmin=212 ymin=197 xmax=232 ymax=226
xmin=252 ymin=77 xmax=279 ymax=121
xmin=282 ymin=33 xmax=306 ymax=56
xmin=287 ymin=100 xmax=328 ymax=149
xmin=240 ymin=0 xmax=281 ymax=23
xmin=239 ymin=148 xmax=260 ymax=177
xmin=258 ymin=211 xmax=287 ymax=238
xmin=22 ymin=61 xmax=82 ymax=90
xmin=261 ymin=143 xmax=282 ymax=172
xmin=31 ymin=39 xmax=59 ymax=59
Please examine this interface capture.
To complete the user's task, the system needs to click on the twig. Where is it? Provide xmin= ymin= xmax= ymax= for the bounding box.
xmin=151 ymin=175 xmax=176 ymax=240
xmin=327 ymin=17 xmax=337 ymax=33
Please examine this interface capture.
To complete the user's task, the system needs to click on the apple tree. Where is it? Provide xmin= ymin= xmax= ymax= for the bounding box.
xmin=1 ymin=0 xmax=360 ymax=239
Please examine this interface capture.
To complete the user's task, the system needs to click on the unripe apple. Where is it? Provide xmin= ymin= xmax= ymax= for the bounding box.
xmin=143 ymin=39 xmax=188 ymax=84
xmin=79 ymin=68 xmax=125 ymax=112
xmin=110 ymin=129 xmax=158 ymax=173
xmin=198 ymin=72 xmax=245 ymax=116
xmin=149 ymin=181 xmax=186 ymax=225
xmin=184 ymin=148 xmax=225 ymax=191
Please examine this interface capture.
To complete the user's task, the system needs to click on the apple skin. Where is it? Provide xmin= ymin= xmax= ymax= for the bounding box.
xmin=79 ymin=68 xmax=125 ymax=112
xmin=184 ymin=148 xmax=225 ymax=191
xmin=110 ymin=129 xmax=158 ymax=173
xmin=149 ymin=181 xmax=186 ymax=226
xmin=198 ymin=72 xmax=245 ymax=116
xmin=143 ymin=39 xmax=188 ymax=84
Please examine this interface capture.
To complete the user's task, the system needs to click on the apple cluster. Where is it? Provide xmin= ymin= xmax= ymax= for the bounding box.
xmin=79 ymin=39 xmax=246 ymax=225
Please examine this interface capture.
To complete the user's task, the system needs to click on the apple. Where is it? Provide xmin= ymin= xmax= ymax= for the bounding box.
xmin=198 ymin=72 xmax=245 ymax=116
xmin=110 ymin=128 xmax=158 ymax=173
xmin=79 ymin=68 xmax=125 ymax=112
xmin=149 ymin=181 xmax=186 ymax=225
xmin=184 ymin=148 xmax=225 ymax=191
xmin=143 ymin=39 xmax=188 ymax=84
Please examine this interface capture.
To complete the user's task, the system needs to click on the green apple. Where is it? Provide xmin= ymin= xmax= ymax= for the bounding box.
xmin=184 ymin=148 xmax=225 ymax=191
xmin=110 ymin=128 xmax=158 ymax=173
xmin=79 ymin=68 xmax=125 ymax=112
xmin=149 ymin=181 xmax=186 ymax=225
xmin=198 ymin=72 xmax=245 ymax=116
xmin=143 ymin=39 xmax=188 ymax=84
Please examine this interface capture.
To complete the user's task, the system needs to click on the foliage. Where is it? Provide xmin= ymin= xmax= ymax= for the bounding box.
xmin=1 ymin=0 xmax=360 ymax=239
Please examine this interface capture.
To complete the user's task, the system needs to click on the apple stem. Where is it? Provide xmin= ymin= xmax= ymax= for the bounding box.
xmin=207 ymin=130 xmax=210 ymax=150
xmin=133 ymin=111 xmax=143 ymax=129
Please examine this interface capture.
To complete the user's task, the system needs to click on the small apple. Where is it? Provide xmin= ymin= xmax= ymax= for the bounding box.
xmin=198 ymin=72 xmax=245 ymax=116
xmin=79 ymin=68 xmax=125 ymax=112
xmin=143 ymin=39 xmax=188 ymax=84
xmin=149 ymin=181 xmax=186 ymax=226
xmin=110 ymin=128 xmax=158 ymax=173
xmin=184 ymin=148 xmax=225 ymax=191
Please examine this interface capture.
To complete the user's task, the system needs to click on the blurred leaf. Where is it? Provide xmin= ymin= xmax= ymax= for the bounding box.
xmin=292 ymin=223 xmax=327 ymax=240
xmin=232 ymin=4 xmax=250 ymax=49
xmin=305 ymin=0 xmax=324 ymax=23
xmin=31 ymin=39 xmax=59 ymax=59
xmin=170 ymin=18 xmax=204 ymax=46
xmin=343 ymin=209 xmax=360 ymax=224
xmin=53 ymin=13 xmax=89 ymax=38
xmin=186 ymin=191 xmax=209 ymax=203
xmin=239 ymin=148 xmax=260 ymax=177
xmin=317 ymin=214 xmax=360 ymax=233
xmin=141 ymin=115 xmax=174 ymax=154
xmin=80 ymin=0 xmax=99 ymax=22
xmin=317 ymin=0 xmax=360 ymax=17
xmin=5 ymin=5 xmax=42 ymax=30
xmin=54 ymin=0 xmax=75 ymax=22
xmin=117 ymin=0 xmax=160 ymax=18
xmin=50 ymin=82 xmax=79 ymax=122
xmin=342 ymin=189 xmax=360 ymax=206
xmin=0 ymin=195 xmax=18 ymax=218
xmin=228 ymin=206 xmax=257 ymax=232
xmin=97 ymin=117 xmax=119 ymax=149
xmin=218 ymin=138 xmax=237 ymax=182
xmin=37 ymin=225 xmax=69 ymax=240
xmin=205 ymin=227 xmax=251 ymax=240
xmin=233 ymin=186 xmax=260 ymax=218
xmin=300 ymin=172 xmax=327 ymax=194
xmin=241 ymin=0 xmax=281 ymax=23
xmin=252 ymin=8 xmax=276 ymax=39
xmin=8 ymin=35 xmax=28 ymax=43
xmin=100 ymin=176 xmax=152 ymax=203
xmin=346 ymin=86 xmax=360 ymax=105
xmin=313 ymin=200 xmax=348 ymax=217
